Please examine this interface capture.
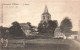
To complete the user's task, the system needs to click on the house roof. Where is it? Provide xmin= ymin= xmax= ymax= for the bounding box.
xmin=19 ymin=23 xmax=31 ymax=30
xmin=71 ymin=31 xmax=78 ymax=35
xmin=54 ymin=27 xmax=78 ymax=36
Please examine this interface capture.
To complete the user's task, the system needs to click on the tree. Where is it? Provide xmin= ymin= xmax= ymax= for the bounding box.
xmin=38 ymin=20 xmax=58 ymax=36
xmin=0 ymin=26 xmax=9 ymax=38
xmin=60 ymin=17 xmax=72 ymax=37
xmin=9 ymin=21 xmax=25 ymax=38
xmin=27 ymin=22 xmax=32 ymax=28
xmin=0 ymin=26 xmax=3 ymax=38
xmin=48 ymin=20 xmax=58 ymax=33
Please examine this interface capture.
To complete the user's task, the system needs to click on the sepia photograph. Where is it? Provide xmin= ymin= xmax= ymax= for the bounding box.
xmin=0 ymin=0 xmax=80 ymax=50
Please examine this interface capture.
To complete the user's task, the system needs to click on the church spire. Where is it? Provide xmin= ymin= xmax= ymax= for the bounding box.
xmin=44 ymin=5 xmax=48 ymax=13
xmin=41 ymin=5 xmax=51 ymax=21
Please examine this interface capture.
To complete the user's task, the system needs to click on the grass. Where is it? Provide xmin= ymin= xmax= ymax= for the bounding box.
xmin=0 ymin=38 xmax=79 ymax=50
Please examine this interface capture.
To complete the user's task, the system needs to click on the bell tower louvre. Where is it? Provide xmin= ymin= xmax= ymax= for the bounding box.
xmin=41 ymin=5 xmax=51 ymax=22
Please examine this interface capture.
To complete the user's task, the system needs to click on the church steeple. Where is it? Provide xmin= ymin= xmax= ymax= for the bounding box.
xmin=44 ymin=5 xmax=48 ymax=13
xmin=41 ymin=5 xmax=51 ymax=21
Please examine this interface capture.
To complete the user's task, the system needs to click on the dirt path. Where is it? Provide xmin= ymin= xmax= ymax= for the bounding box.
xmin=72 ymin=40 xmax=80 ymax=50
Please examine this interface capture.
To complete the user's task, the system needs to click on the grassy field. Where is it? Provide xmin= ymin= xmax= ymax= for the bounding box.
xmin=0 ymin=38 xmax=79 ymax=50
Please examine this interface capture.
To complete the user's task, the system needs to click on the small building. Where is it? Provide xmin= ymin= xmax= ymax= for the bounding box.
xmin=32 ymin=26 xmax=38 ymax=32
xmin=54 ymin=27 xmax=66 ymax=39
xmin=20 ymin=23 xmax=32 ymax=36
xmin=20 ymin=23 xmax=38 ymax=36
xmin=67 ymin=31 xmax=78 ymax=39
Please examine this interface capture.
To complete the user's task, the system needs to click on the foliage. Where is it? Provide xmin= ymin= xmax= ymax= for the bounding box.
xmin=9 ymin=21 xmax=25 ymax=38
xmin=60 ymin=17 xmax=72 ymax=36
xmin=38 ymin=20 xmax=58 ymax=35
xmin=0 ymin=26 xmax=9 ymax=38
xmin=27 ymin=22 xmax=31 ymax=26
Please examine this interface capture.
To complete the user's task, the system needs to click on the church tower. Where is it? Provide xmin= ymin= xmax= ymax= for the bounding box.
xmin=41 ymin=5 xmax=51 ymax=22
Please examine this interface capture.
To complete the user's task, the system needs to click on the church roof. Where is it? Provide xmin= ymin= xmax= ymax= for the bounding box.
xmin=42 ymin=5 xmax=51 ymax=15
xmin=42 ymin=12 xmax=51 ymax=15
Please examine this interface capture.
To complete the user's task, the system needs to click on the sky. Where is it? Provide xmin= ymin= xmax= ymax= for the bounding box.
xmin=0 ymin=0 xmax=80 ymax=31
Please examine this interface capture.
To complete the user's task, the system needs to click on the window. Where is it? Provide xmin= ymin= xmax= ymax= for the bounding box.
xmin=43 ymin=16 xmax=45 ymax=19
xmin=48 ymin=16 xmax=49 ymax=19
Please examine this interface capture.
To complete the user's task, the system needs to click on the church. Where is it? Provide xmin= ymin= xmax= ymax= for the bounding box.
xmin=41 ymin=5 xmax=51 ymax=22
xmin=38 ymin=6 xmax=58 ymax=36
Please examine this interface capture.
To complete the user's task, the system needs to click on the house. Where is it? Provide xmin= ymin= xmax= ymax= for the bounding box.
xmin=20 ymin=23 xmax=32 ymax=36
xmin=20 ymin=23 xmax=38 ymax=36
xmin=54 ymin=27 xmax=66 ymax=39
xmin=32 ymin=26 xmax=38 ymax=32
xmin=67 ymin=31 xmax=78 ymax=39
xmin=54 ymin=26 xmax=79 ymax=39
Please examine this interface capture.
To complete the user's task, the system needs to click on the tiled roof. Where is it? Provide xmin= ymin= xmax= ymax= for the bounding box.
xmin=71 ymin=31 xmax=78 ymax=35
xmin=19 ymin=23 xmax=31 ymax=30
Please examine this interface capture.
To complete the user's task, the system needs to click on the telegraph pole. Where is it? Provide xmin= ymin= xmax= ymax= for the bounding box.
xmin=1 ymin=4 xmax=3 ymax=26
